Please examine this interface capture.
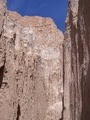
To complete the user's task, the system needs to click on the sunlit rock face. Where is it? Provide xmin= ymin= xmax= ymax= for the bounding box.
xmin=0 ymin=0 xmax=6 ymax=68
xmin=64 ymin=0 xmax=90 ymax=120
xmin=0 ymin=1 xmax=64 ymax=119
xmin=1 ymin=0 xmax=90 ymax=120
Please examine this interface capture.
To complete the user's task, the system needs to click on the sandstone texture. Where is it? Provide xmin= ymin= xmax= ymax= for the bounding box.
xmin=0 ymin=0 xmax=64 ymax=119
xmin=64 ymin=0 xmax=90 ymax=120
xmin=0 ymin=0 xmax=6 ymax=68
xmin=0 ymin=0 xmax=90 ymax=120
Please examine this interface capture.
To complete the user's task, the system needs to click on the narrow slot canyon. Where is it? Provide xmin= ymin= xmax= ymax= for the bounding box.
xmin=0 ymin=0 xmax=90 ymax=120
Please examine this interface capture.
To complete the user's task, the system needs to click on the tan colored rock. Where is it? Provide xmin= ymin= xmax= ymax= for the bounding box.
xmin=1 ymin=0 xmax=90 ymax=120
xmin=2 ymin=0 xmax=90 ymax=120
xmin=0 ymin=0 xmax=6 ymax=68
xmin=0 ymin=1 xmax=64 ymax=119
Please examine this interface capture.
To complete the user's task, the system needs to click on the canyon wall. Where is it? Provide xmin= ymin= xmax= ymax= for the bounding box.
xmin=0 ymin=0 xmax=6 ymax=68
xmin=0 ymin=0 xmax=64 ymax=120
xmin=0 ymin=0 xmax=90 ymax=120
xmin=64 ymin=0 xmax=90 ymax=120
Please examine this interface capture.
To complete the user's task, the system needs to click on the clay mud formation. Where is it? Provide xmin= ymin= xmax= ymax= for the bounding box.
xmin=0 ymin=0 xmax=90 ymax=120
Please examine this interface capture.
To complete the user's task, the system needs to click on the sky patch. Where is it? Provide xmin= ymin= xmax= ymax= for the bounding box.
xmin=7 ymin=0 xmax=68 ymax=31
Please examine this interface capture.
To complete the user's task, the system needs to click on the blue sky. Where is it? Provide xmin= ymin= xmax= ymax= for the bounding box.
xmin=7 ymin=0 xmax=68 ymax=31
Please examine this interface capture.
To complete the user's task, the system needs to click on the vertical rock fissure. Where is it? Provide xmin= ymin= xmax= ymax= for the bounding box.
xmin=11 ymin=33 xmax=16 ymax=46
xmin=61 ymin=43 xmax=65 ymax=120
xmin=16 ymin=104 xmax=21 ymax=120
xmin=0 ymin=65 xmax=5 ymax=88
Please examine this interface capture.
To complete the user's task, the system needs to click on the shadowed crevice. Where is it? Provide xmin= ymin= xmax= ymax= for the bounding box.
xmin=16 ymin=104 xmax=21 ymax=120
xmin=0 ymin=65 xmax=5 ymax=88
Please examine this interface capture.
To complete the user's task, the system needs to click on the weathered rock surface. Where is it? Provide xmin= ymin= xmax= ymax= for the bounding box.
xmin=64 ymin=0 xmax=90 ymax=120
xmin=0 ymin=0 xmax=6 ymax=68
xmin=0 ymin=1 xmax=64 ymax=120
xmin=0 ymin=0 xmax=90 ymax=120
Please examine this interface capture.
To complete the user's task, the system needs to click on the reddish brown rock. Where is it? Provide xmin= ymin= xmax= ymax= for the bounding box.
xmin=64 ymin=0 xmax=90 ymax=120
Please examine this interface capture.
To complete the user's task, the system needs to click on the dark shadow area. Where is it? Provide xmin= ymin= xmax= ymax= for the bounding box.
xmin=79 ymin=0 xmax=90 ymax=119
xmin=67 ymin=0 xmax=90 ymax=119
xmin=0 ymin=65 xmax=4 ymax=88
xmin=16 ymin=104 xmax=21 ymax=120
xmin=81 ymin=63 xmax=90 ymax=120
